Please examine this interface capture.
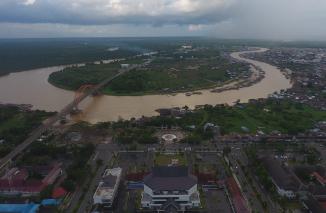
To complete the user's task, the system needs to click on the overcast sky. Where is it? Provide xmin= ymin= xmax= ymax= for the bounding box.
xmin=0 ymin=0 xmax=326 ymax=40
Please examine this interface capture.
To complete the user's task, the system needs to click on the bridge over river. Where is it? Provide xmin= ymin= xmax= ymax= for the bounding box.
xmin=0 ymin=65 xmax=137 ymax=170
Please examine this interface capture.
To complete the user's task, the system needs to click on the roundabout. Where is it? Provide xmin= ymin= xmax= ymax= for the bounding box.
xmin=161 ymin=134 xmax=177 ymax=144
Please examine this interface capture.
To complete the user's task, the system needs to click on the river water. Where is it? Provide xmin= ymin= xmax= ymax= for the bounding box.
xmin=0 ymin=48 xmax=291 ymax=123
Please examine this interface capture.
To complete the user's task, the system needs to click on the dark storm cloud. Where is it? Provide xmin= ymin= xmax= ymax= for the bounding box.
xmin=0 ymin=0 xmax=326 ymax=39
xmin=0 ymin=0 xmax=235 ymax=26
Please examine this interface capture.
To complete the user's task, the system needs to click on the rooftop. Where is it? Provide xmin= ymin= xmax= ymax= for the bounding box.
xmin=260 ymin=156 xmax=301 ymax=191
xmin=94 ymin=167 xmax=122 ymax=202
xmin=144 ymin=166 xmax=197 ymax=191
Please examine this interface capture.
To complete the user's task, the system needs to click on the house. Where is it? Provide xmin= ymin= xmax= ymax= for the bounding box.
xmin=227 ymin=177 xmax=250 ymax=213
xmin=301 ymin=194 xmax=326 ymax=213
xmin=0 ymin=204 xmax=40 ymax=213
xmin=141 ymin=166 xmax=200 ymax=212
xmin=93 ymin=167 xmax=122 ymax=208
xmin=260 ymin=157 xmax=301 ymax=199
xmin=0 ymin=163 xmax=62 ymax=196
xmin=311 ymin=172 xmax=326 ymax=186
xmin=120 ymin=64 xmax=130 ymax=69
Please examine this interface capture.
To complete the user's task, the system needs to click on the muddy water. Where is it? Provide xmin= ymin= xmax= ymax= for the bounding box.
xmin=0 ymin=48 xmax=291 ymax=123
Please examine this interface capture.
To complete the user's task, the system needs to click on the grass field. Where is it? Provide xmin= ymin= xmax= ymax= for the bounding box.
xmin=147 ymin=99 xmax=326 ymax=135
xmin=154 ymin=153 xmax=187 ymax=166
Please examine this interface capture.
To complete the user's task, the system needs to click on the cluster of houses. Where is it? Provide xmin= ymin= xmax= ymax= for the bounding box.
xmin=0 ymin=163 xmax=62 ymax=196
xmin=246 ymin=47 xmax=326 ymax=110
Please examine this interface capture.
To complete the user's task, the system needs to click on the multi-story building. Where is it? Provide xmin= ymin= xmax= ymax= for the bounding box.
xmin=141 ymin=166 xmax=200 ymax=212
xmin=93 ymin=167 xmax=122 ymax=208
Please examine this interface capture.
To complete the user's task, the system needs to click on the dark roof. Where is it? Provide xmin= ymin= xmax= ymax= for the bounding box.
xmin=260 ymin=156 xmax=301 ymax=191
xmin=310 ymin=186 xmax=326 ymax=197
xmin=102 ymin=175 xmax=117 ymax=188
xmin=152 ymin=166 xmax=189 ymax=177
xmin=144 ymin=166 xmax=197 ymax=191
xmin=302 ymin=195 xmax=325 ymax=213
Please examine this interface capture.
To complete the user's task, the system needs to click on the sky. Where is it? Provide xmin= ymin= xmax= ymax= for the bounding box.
xmin=0 ymin=0 xmax=326 ymax=40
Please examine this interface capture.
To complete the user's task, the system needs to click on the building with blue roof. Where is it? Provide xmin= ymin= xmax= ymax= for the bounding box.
xmin=0 ymin=204 xmax=39 ymax=213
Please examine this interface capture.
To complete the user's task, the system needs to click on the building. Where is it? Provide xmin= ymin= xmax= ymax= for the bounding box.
xmin=311 ymin=172 xmax=326 ymax=186
xmin=227 ymin=177 xmax=250 ymax=213
xmin=0 ymin=204 xmax=40 ymax=213
xmin=93 ymin=167 xmax=122 ymax=207
xmin=260 ymin=157 xmax=301 ymax=198
xmin=301 ymin=194 xmax=326 ymax=213
xmin=0 ymin=163 xmax=62 ymax=196
xmin=141 ymin=166 xmax=200 ymax=212
xmin=120 ymin=64 xmax=130 ymax=69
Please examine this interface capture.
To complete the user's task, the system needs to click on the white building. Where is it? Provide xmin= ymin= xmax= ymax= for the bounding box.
xmin=120 ymin=64 xmax=130 ymax=69
xmin=141 ymin=166 xmax=200 ymax=212
xmin=93 ymin=167 xmax=122 ymax=207
xmin=261 ymin=157 xmax=300 ymax=199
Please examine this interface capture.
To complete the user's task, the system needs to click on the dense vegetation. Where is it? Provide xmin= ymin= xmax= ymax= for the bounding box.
xmin=0 ymin=38 xmax=138 ymax=75
xmin=113 ymin=126 xmax=158 ymax=144
xmin=48 ymin=62 xmax=122 ymax=90
xmin=0 ymin=105 xmax=55 ymax=157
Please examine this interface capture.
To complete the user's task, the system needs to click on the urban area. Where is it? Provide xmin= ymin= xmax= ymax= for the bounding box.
xmin=0 ymin=40 xmax=326 ymax=213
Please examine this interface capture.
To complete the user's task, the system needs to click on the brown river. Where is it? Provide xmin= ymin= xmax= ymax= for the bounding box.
xmin=0 ymin=48 xmax=291 ymax=123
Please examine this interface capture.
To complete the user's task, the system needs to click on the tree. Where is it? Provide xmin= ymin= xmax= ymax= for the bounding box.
xmin=40 ymin=185 xmax=54 ymax=199
xmin=61 ymin=180 xmax=76 ymax=192
xmin=96 ymin=159 xmax=103 ymax=167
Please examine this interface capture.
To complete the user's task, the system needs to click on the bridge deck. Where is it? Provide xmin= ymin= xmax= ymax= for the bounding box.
xmin=0 ymin=66 xmax=136 ymax=170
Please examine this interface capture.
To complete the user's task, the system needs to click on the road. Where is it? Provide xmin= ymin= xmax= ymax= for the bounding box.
xmin=226 ymin=143 xmax=283 ymax=213
xmin=67 ymin=143 xmax=118 ymax=213
xmin=0 ymin=65 xmax=137 ymax=171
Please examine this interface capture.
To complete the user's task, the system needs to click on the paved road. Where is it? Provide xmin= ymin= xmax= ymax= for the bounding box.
xmin=229 ymin=150 xmax=264 ymax=212
xmin=67 ymin=143 xmax=117 ymax=213
xmin=0 ymin=66 xmax=136 ymax=171
xmin=230 ymin=144 xmax=282 ymax=213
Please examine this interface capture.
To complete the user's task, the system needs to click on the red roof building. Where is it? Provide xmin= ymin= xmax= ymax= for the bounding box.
xmin=0 ymin=163 xmax=62 ymax=196
xmin=52 ymin=187 xmax=67 ymax=199
xmin=311 ymin=172 xmax=326 ymax=186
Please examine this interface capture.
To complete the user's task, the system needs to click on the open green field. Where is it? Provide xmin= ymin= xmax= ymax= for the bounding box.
xmin=147 ymin=100 xmax=326 ymax=135
xmin=0 ymin=106 xmax=54 ymax=157
xmin=154 ymin=153 xmax=187 ymax=166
